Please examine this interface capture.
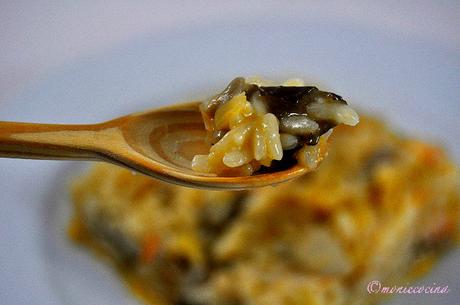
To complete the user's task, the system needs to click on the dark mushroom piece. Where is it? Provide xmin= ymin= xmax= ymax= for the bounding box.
xmin=193 ymin=78 xmax=359 ymax=176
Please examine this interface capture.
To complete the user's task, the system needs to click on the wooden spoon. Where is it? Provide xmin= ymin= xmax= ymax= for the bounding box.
xmin=0 ymin=102 xmax=312 ymax=190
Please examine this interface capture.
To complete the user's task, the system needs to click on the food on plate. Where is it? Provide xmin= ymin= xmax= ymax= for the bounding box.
xmin=191 ymin=77 xmax=359 ymax=176
xmin=69 ymin=115 xmax=459 ymax=305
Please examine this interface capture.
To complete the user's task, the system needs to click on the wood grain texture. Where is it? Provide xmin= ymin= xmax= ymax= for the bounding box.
xmin=0 ymin=101 xmax=314 ymax=190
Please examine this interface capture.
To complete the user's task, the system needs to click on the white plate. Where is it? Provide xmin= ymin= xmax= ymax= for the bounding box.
xmin=1 ymin=8 xmax=459 ymax=305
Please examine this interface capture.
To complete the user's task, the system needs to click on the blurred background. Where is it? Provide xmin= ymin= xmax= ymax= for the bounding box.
xmin=2 ymin=1 xmax=459 ymax=103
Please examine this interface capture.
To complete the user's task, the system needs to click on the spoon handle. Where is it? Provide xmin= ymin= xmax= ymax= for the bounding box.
xmin=0 ymin=121 xmax=111 ymax=160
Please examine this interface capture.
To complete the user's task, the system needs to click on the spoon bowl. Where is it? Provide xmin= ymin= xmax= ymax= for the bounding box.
xmin=0 ymin=101 xmax=312 ymax=190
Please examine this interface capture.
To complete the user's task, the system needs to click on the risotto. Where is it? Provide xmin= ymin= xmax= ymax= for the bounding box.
xmin=69 ymin=115 xmax=459 ymax=305
xmin=191 ymin=78 xmax=359 ymax=176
